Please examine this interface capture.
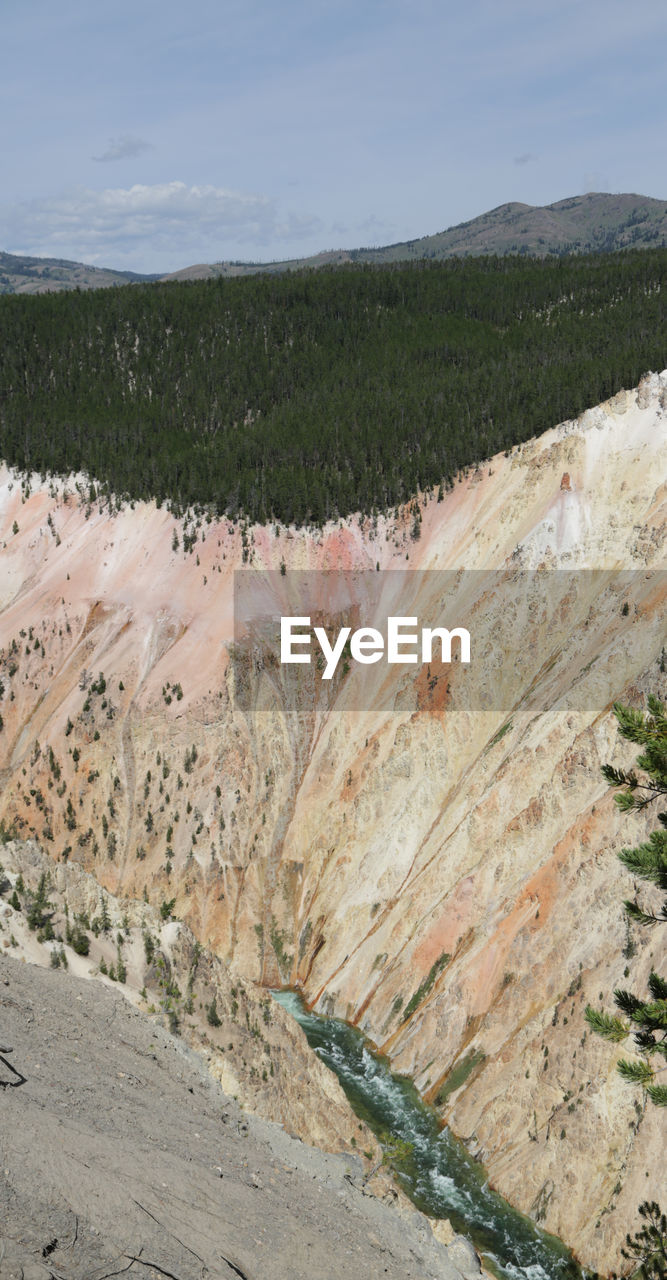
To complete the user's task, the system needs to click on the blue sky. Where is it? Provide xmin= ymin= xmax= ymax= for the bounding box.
xmin=2 ymin=0 xmax=665 ymax=272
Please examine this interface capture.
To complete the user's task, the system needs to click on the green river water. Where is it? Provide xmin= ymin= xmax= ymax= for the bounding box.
xmin=274 ymin=990 xmax=590 ymax=1280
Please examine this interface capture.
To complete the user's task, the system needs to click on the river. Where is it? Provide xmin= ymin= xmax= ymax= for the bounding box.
xmin=274 ymin=990 xmax=589 ymax=1280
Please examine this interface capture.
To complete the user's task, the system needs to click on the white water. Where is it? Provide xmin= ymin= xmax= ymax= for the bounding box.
xmin=275 ymin=990 xmax=587 ymax=1280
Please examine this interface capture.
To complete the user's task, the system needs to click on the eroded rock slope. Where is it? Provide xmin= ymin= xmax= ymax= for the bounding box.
xmin=0 ymin=372 xmax=666 ymax=1271
xmin=0 ymin=839 xmax=377 ymax=1157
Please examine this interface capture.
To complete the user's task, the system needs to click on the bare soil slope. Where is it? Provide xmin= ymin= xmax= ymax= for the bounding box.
xmin=0 ymin=954 xmax=464 ymax=1280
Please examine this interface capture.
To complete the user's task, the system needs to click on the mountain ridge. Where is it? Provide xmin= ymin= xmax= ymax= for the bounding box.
xmin=0 ymin=249 xmax=159 ymax=295
xmin=173 ymin=191 xmax=667 ymax=280
xmin=1 ymin=191 xmax=665 ymax=293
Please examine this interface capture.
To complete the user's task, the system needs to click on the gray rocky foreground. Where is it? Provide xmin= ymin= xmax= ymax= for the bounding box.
xmin=0 ymin=955 xmax=465 ymax=1280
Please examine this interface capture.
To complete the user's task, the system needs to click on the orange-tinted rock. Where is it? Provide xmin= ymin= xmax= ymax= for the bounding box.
xmin=0 ymin=370 xmax=666 ymax=1274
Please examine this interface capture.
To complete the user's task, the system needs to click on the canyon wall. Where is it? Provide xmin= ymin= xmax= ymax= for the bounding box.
xmin=0 ymin=838 xmax=379 ymax=1159
xmin=0 ymin=372 xmax=665 ymax=1271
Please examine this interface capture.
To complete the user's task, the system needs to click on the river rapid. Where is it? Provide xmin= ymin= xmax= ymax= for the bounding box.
xmin=274 ymin=990 xmax=588 ymax=1280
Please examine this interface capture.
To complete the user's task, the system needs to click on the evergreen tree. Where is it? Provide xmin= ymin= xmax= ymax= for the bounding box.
xmin=585 ymin=696 xmax=667 ymax=1106
xmin=70 ymin=924 xmax=90 ymax=955
xmin=620 ymin=1201 xmax=667 ymax=1280
xmin=206 ymin=996 xmax=221 ymax=1027
xmin=99 ymin=894 xmax=111 ymax=933
xmin=0 ymin=251 xmax=665 ymax=526
xmin=116 ymin=937 xmax=126 ymax=983
xmin=26 ymin=871 xmax=52 ymax=932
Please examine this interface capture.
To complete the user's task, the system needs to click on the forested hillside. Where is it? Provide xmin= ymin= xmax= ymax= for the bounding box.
xmin=0 ymin=251 xmax=664 ymax=524
xmin=0 ymin=249 xmax=154 ymax=295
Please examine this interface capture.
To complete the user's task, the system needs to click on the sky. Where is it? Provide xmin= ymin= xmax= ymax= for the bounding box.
xmin=2 ymin=0 xmax=666 ymax=273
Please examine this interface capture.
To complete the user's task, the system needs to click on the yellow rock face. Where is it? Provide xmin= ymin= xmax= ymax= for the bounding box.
xmin=0 ymin=371 xmax=665 ymax=1273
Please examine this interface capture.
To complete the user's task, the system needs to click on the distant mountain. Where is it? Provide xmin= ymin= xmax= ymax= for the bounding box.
xmin=0 ymin=250 xmax=156 ymax=295
xmin=1 ymin=193 xmax=665 ymax=293
xmin=164 ymin=192 xmax=667 ymax=281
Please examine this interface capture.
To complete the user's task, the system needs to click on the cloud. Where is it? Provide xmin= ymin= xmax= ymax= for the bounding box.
xmin=513 ymin=152 xmax=537 ymax=166
xmin=582 ymin=170 xmax=610 ymax=193
xmin=93 ymin=135 xmax=154 ymax=162
xmin=357 ymin=214 xmax=393 ymax=234
xmin=0 ymin=181 xmax=323 ymax=269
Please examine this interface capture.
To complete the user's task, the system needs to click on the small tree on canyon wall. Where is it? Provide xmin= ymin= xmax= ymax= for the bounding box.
xmin=584 ymin=696 xmax=667 ymax=1279
xmin=619 ymin=1201 xmax=667 ymax=1280
xmin=585 ymin=696 xmax=667 ymax=1106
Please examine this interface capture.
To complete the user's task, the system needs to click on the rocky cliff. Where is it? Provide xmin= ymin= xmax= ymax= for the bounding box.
xmin=0 ymin=838 xmax=380 ymax=1158
xmin=0 ymin=372 xmax=665 ymax=1272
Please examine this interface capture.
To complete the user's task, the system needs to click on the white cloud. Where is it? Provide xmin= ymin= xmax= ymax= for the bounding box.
xmin=582 ymin=171 xmax=610 ymax=194
xmin=356 ymin=214 xmax=394 ymax=239
xmin=93 ymin=135 xmax=154 ymax=162
xmin=0 ymin=181 xmax=323 ymax=270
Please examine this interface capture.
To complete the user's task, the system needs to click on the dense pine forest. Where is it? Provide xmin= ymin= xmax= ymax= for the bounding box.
xmin=0 ymin=251 xmax=664 ymax=525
